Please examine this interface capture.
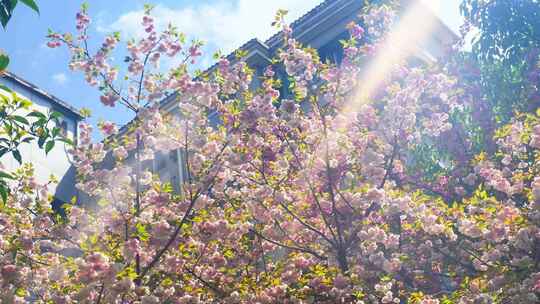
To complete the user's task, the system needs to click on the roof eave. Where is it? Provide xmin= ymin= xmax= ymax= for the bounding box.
xmin=2 ymin=71 xmax=84 ymax=120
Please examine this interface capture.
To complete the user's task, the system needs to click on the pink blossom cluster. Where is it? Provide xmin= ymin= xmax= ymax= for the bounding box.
xmin=3 ymin=2 xmax=540 ymax=303
xmin=363 ymin=4 xmax=395 ymax=38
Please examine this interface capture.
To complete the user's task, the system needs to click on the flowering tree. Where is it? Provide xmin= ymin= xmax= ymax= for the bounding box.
xmin=1 ymin=2 xmax=540 ymax=303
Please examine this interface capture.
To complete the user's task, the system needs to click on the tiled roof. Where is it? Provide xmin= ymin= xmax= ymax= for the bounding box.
xmin=2 ymin=71 xmax=84 ymax=119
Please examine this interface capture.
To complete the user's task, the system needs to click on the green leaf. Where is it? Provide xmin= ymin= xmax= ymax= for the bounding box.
xmin=143 ymin=4 xmax=155 ymax=14
xmin=37 ymin=136 xmax=46 ymax=148
xmin=0 ymin=54 xmax=9 ymax=71
xmin=19 ymin=0 xmax=39 ymax=13
xmin=14 ymin=287 xmax=26 ymax=297
xmin=11 ymin=115 xmax=29 ymax=125
xmin=0 ymin=186 xmax=8 ymax=204
xmin=51 ymin=126 xmax=60 ymax=137
xmin=0 ymin=0 xmax=15 ymax=29
xmin=18 ymin=98 xmax=32 ymax=108
xmin=45 ymin=140 xmax=54 ymax=154
xmin=212 ymin=50 xmax=223 ymax=60
xmin=235 ymin=49 xmax=248 ymax=59
xmin=4 ymin=123 xmax=13 ymax=135
xmin=81 ymin=2 xmax=89 ymax=12
xmin=50 ymin=111 xmax=63 ymax=120
xmin=136 ymin=223 xmax=150 ymax=241
xmin=0 ymin=84 xmax=12 ymax=93
xmin=0 ymin=171 xmax=13 ymax=179
xmin=79 ymin=107 xmax=92 ymax=118
xmin=28 ymin=111 xmax=47 ymax=119
xmin=12 ymin=149 xmax=21 ymax=164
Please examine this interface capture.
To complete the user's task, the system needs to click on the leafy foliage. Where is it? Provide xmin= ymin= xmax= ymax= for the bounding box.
xmin=0 ymin=85 xmax=70 ymax=203
xmin=0 ymin=0 xmax=39 ymax=28
xmin=0 ymin=52 xmax=8 ymax=71
xmin=458 ymin=0 xmax=540 ymax=122
xmin=461 ymin=0 xmax=540 ymax=64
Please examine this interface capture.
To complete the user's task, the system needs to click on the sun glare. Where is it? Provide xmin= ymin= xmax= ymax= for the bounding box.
xmin=341 ymin=1 xmax=439 ymax=126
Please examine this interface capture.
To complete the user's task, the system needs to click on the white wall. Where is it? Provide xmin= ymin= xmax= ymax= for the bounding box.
xmin=0 ymin=77 xmax=79 ymax=203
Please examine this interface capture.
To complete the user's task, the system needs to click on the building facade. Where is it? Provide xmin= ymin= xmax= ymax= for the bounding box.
xmin=151 ymin=0 xmax=458 ymax=192
xmin=0 ymin=71 xmax=83 ymax=205
xmin=14 ymin=0 xmax=455 ymax=201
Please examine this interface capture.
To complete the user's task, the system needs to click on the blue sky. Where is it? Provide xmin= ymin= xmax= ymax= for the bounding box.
xmin=0 ymin=0 xmax=462 ymax=137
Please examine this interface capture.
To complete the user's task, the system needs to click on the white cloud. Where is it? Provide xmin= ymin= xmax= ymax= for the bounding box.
xmin=100 ymin=0 xmax=323 ymax=62
xmin=52 ymin=73 xmax=68 ymax=85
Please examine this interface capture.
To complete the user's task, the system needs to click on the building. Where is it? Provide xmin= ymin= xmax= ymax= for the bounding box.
xmin=0 ymin=71 xmax=83 ymax=205
xmin=149 ymin=0 xmax=458 ymax=192
xmin=0 ymin=1 xmax=457 ymax=207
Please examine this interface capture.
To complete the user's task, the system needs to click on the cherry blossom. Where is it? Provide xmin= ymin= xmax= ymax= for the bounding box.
xmin=2 ymin=2 xmax=539 ymax=303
